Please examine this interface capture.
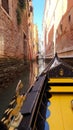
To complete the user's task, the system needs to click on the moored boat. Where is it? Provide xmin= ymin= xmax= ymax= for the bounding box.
xmin=0 ymin=53 xmax=73 ymax=130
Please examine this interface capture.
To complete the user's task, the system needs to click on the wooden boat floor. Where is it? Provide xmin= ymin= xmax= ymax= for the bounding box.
xmin=47 ymin=94 xmax=73 ymax=130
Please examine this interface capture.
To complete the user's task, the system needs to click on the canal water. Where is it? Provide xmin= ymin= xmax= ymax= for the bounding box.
xmin=0 ymin=59 xmax=47 ymax=119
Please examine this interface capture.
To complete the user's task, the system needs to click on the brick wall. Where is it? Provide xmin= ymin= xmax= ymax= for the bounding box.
xmin=56 ymin=5 xmax=73 ymax=57
xmin=0 ymin=0 xmax=29 ymax=59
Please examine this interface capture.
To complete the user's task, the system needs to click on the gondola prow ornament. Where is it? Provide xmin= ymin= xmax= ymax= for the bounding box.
xmin=4 ymin=80 xmax=26 ymax=130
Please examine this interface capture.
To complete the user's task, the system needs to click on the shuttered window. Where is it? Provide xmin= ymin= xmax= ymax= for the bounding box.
xmin=2 ymin=0 xmax=9 ymax=14
xmin=30 ymin=6 xmax=33 ymax=12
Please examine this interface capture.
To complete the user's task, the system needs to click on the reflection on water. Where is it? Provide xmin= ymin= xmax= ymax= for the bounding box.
xmin=29 ymin=61 xmax=38 ymax=87
xmin=38 ymin=59 xmax=46 ymax=75
xmin=0 ymin=59 xmax=46 ymax=119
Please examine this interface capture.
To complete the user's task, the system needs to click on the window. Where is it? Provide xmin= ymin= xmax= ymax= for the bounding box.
xmin=68 ymin=15 xmax=71 ymax=22
xmin=28 ymin=13 xmax=30 ymax=17
xmin=24 ymin=33 xmax=26 ymax=39
xmin=2 ymin=0 xmax=9 ymax=14
xmin=49 ymin=0 xmax=51 ymax=5
xmin=29 ymin=6 xmax=33 ymax=12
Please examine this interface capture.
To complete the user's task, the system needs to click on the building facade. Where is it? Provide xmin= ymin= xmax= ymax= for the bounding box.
xmin=28 ymin=0 xmax=34 ymax=60
xmin=0 ymin=0 xmax=34 ymax=60
xmin=33 ymin=24 xmax=38 ymax=60
xmin=43 ymin=0 xmax=73 ymax=58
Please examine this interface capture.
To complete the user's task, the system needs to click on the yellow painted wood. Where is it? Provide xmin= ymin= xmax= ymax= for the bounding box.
xmin=50 ymin=86 xmax=73 ymax=92
xmin=46 ymin=94 xmax=73 ymax=130
xmin=48 ymin=78 xmax=73 ymax=83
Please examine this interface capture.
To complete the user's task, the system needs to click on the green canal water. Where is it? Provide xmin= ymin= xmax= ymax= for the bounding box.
xmin=0 ymin=59 xmax=46 ymax=119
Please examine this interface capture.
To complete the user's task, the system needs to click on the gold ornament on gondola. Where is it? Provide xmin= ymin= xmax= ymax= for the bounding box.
xmin=2 ymin=80 xmax=26 ymax=130
xmin=59 ymin=68 xmax=64 ymax=76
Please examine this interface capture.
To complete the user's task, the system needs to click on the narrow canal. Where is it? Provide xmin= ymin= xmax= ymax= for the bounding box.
xmin=0 ymin=59 xmax=47 ymax=119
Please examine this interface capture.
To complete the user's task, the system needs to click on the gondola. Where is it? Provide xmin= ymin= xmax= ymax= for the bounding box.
xmin=0 ymin=53 xmax=73 ymax=130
